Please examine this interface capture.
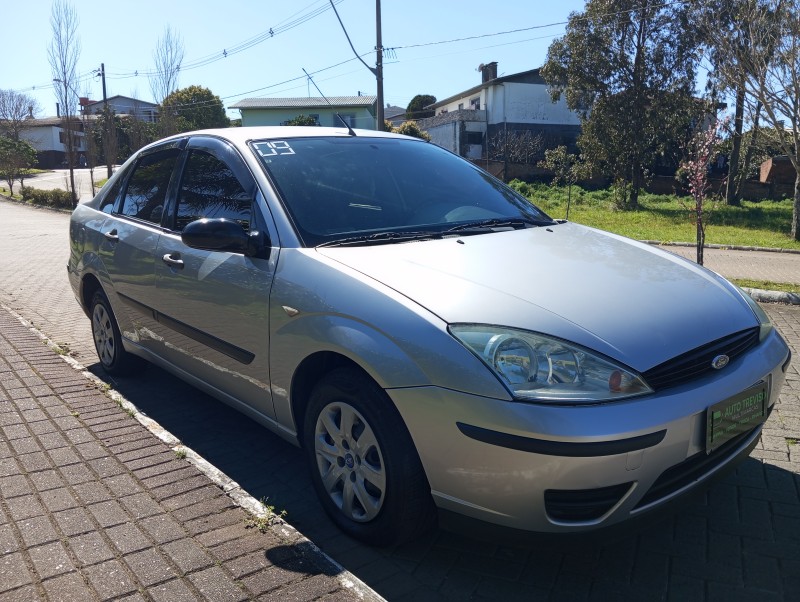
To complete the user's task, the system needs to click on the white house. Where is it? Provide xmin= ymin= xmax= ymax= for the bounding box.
xmin=18 ymin=116 xmax=91 ymax=169
xmin=230 ymin=96 xmax=378 ymax=130
xmin=420 ymin=62 xmax=581 ymax=161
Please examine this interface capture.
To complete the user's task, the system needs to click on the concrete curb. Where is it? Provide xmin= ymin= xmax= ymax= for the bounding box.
xmin=2 ymin=302 xmax=387 ymax=602
xmin=641 ymin=240 xmax=800 ymax=255
xmin=741 ymin=287 xmax=800 ymax=306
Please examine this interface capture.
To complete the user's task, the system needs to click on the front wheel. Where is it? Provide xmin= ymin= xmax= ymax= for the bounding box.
xmin=304 ymin=368 xmax=436 ymax=546
xmin=90 ymin=290 xmax=146 ymax=376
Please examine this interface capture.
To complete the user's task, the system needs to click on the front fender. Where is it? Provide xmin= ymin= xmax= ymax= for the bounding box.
xmin=267 ymin=249 xmax=512 ymax=431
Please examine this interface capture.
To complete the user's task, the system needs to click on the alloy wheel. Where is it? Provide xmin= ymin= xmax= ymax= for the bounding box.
xmin=313 ymin=401 xmax=386 ymax=522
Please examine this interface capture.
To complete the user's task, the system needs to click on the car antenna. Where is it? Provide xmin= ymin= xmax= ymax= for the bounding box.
xmin=302 ymin=68 xmax=356 ymax=136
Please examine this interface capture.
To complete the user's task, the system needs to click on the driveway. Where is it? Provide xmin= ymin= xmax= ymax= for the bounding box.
xmin=1 ymin=198 xmax=798 ymax=600
xmin=11 ymin=168 xmax=107 ymax=201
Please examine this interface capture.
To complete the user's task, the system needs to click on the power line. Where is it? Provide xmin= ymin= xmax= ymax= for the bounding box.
xmin=106 ymin=0 xmax=344 ymax=81
xmin=16 ymin=0 xmax=693 ymax=114
xmin=11 ymin=0 xmax=343 ymax=93
xmin=391 ymin=0 xmax=688 ymax=51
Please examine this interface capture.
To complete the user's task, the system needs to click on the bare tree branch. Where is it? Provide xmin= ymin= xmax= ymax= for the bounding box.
xmin=48 ymin=0 xmax=81 ymax=208
xmin=0 ymin=90 xmax=41 ymax=141
xmin=149 ymin=26 xmax=185 ymax=104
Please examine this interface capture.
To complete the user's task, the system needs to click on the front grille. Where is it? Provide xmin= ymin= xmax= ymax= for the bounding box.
xmin=643 ymin=328 xmax=759 ymax=391
xmin=634 ymin=422 xmax=762 ymax=510
xmin=545 ymin=482 xmax=633 ymax=522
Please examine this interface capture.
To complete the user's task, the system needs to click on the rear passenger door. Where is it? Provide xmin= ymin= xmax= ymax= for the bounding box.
xmin=151 ymin=136 xmax=278 ymax=420
xmin=99 ymin=142 xmax=183 ymax=343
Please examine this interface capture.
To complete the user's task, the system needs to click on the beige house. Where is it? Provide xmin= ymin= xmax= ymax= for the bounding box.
xmin=83 ymin=95 xmax=158 ymax=123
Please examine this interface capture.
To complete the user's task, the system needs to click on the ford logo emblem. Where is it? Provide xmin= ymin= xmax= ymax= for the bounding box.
xmin=711 ymin=355 xmax=730 ymax=370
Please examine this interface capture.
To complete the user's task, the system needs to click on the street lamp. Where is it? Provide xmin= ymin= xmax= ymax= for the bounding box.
xmin=95 ymin=63 xmax=112 ymax=179
xmin=52 ymin=76 xmax=78 ymax=207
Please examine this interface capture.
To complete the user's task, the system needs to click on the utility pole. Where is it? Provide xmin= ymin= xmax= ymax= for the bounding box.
xmin=329 ymin=0 xmax=385 ymax=130
xmin=375 ymin=0 xmax=384 ymax=130
xmin=98 ymin=63 xmax=112 ymax=178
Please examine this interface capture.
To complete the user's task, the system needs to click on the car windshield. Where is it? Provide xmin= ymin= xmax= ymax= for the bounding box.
xmin=251 ymin=136 xmax=554 ymax=247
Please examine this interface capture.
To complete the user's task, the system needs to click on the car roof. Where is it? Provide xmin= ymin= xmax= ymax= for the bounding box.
xmin=156 ymin=126 xmax=410 ymax=149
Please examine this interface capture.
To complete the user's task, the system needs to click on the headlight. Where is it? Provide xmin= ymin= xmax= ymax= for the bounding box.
xmin=736 ymin=286 xmax=773 ymax=341
xmin=450 ymin=325 xmax=653 ymax=404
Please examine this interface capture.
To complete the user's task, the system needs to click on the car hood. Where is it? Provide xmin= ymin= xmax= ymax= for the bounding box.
xmin=316 ymin=223 xmax=758 ymax=372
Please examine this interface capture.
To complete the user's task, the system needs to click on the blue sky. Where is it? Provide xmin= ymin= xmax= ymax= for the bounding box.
xmin=5 ymin=0 xmax=588 ymax=119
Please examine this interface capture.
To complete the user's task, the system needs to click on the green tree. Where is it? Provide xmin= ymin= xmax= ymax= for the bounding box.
xmin=718 ymin=125 xmax=785 ymax=181
xmin=691 ymin=0 xmax=775 ymax=206
xmin=161 ymin=85 xmax=229 ymax=134
xmin=91 ymin=112 xmax=158 ymax=164
xmin=539 ymin=145 xmax=589 ymax=219
xmin=405 ymin=95 xmax=436 ymax=120
xmin=541 ymin=0 xmax=701 ymax=209
xmin=0 ymin=137 xmax=38 ymax=194
xmin=285 ymin=114 xmax=318 ymax=126
xmin=696 ymin=0 xmax=800 ymax=240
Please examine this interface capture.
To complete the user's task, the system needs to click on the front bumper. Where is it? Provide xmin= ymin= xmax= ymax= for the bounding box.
xmin=389 ymin=329 xmax=789 ymax=533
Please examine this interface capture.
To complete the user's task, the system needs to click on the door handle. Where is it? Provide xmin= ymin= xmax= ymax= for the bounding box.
xmin=103 ymin=229 xmax=119 ymax=242
xmin=162 ymin=253 xmax=185 ymax=269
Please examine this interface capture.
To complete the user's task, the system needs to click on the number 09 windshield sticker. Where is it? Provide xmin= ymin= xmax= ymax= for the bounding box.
xmin=254 ymin=141 xmax=295 ymax=157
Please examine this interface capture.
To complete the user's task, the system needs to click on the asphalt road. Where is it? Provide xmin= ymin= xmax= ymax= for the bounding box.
xmin=1 ymin=199 xmax=799 ymax=601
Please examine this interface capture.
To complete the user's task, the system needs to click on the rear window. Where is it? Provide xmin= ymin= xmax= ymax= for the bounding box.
xmin=118 ymin=148 xmax=181 ymax=224
xmin=251 ymin=136 xmax=550 ymax=247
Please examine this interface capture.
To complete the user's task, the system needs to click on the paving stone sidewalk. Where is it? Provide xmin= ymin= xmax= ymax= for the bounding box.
xmin=0 ymin=309 xmax=380 ymax=601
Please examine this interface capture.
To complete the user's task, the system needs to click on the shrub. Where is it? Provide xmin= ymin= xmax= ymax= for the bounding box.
xmin=23 ymin=187 xmax=73 ymax=208
xmin=48 ymin=188 xmax=74 ymax=208
xmin=392 ymin=121 xmax=431 ymax=141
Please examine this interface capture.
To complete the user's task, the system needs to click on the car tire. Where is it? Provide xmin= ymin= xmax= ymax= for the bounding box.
xmin=90 ymin=290 xmax=146 ymax=376
xmin=304 ymin=367 xmax=436 ymax=546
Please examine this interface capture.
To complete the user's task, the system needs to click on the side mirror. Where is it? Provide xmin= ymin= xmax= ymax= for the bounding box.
xmin=181 ymin=218 xmax=270 ymax=258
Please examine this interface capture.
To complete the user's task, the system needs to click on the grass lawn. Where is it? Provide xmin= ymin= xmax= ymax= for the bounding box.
xmin=731 ymin=279 xmax=799 ymax=294
xmin=511 ymin=181 xmax=800 ymax=251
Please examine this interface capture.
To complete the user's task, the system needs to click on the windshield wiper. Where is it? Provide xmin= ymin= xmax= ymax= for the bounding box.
xmin=317 ymin=230 xmax=444 ymax=248
xmin=445 ymin=217 xmax=554 ymax=233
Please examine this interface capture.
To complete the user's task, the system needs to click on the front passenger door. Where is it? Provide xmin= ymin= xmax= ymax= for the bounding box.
xmin=152 ymin=137 xmax=277 ymax=420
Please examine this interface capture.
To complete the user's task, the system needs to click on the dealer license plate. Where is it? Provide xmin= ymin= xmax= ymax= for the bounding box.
xmin=706 ymin=381 xmax=769 ymax=453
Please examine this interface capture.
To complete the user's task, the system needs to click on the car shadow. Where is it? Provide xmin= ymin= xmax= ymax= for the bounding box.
xmin=92 ymin=361 xmax=800 ymax=600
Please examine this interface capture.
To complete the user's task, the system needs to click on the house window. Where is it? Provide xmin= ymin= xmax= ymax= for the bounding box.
xmin=465 ymin=131 xmax=483 ymax=145
xmin=309 ymin=113 xmax=320 ymax=125
xmin=470 ymin=97 xmax=481 ymax=110
xmin=340 ymin=113 xmax=355 ymax=127
xmin=58 ymin=131 xmax=84 ymax=150
xmin=458 ymin=103 xmax=464 ymax=110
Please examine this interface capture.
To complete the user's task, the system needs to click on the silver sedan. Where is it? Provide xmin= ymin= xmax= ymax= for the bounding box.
xmin=68 ymin=127 xmax=791 ymax=545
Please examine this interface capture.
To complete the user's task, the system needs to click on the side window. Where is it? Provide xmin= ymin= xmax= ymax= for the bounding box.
xmin=175 ymin=150 xmax=252 ymax=231
xmin=117 ymin=149 xmax=181 ymax=223
xmin=98 ymin=176 xmax=123 ymax=214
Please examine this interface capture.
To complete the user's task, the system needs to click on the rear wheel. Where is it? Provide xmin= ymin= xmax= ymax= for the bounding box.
xmin=90 ymin=290 xmax=146 ymax=376
xmin=304 ymin=367 xmax=436 ymax=546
